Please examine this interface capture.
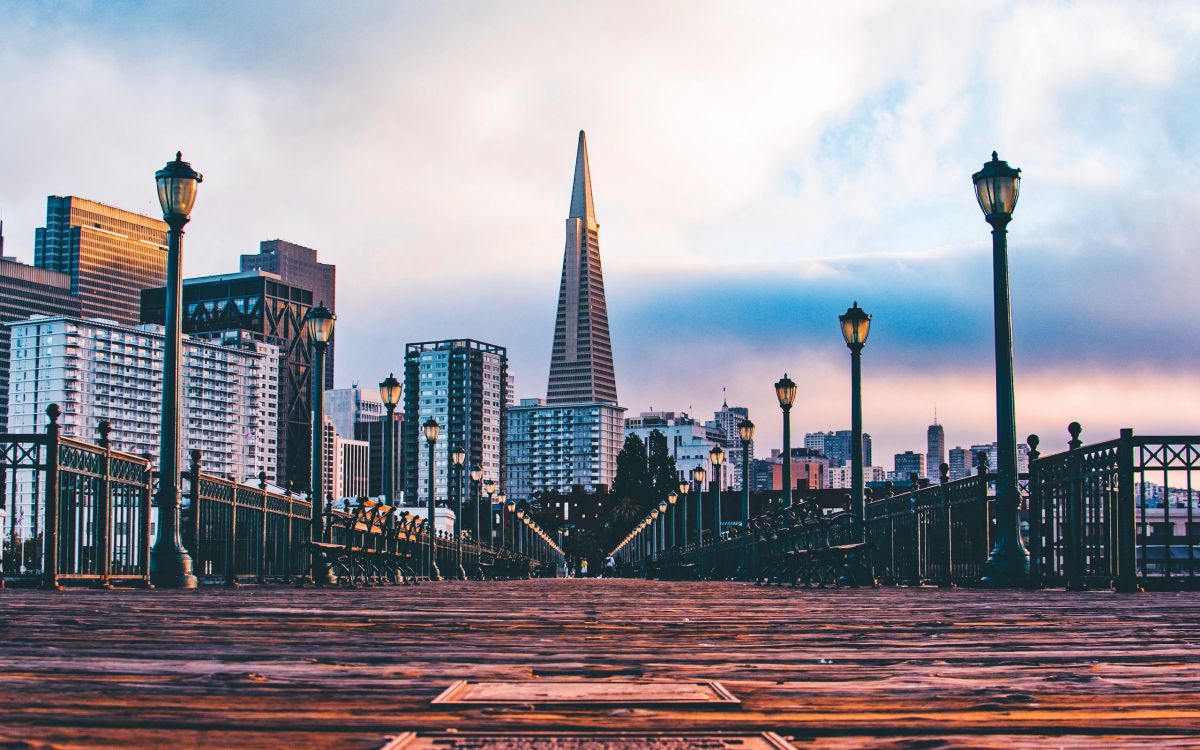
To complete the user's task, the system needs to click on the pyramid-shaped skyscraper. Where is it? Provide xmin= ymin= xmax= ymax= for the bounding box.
xmin=546 ymin=131 xmax=618 ymax=405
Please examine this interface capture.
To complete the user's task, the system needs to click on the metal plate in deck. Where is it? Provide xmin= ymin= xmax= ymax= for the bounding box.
xmin=382 ymin=732 xmax=796 ymax=749
xmin=431 ymin=679 xmax=741 ymax=707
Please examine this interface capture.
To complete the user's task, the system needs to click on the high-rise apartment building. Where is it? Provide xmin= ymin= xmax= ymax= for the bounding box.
xmin=0 ymin=256 xmax=81 ymax=431
xmin=804 ymin=429 xmax=872 ymax=467
xmin=546 ymin=131 xmax=618 ymax=406
xmin=506 ymin=398 xmax=625 ymax=499
xmin=240 ymin=240 xmax=336 ymax=388
xmin=403 ymin=340 xmax=507 ymax=508
xmin=34 ymin=196 xmax=167 ymax=326
xmin=142 ymin=270 xmax=316 ymax=490
xmin=6 ymin=316 xmax=278 ymax=483
xmin=505 ymin=132 xmax=625 ymax=500
xmin=927 ymin=419 xmax=945 ymax=481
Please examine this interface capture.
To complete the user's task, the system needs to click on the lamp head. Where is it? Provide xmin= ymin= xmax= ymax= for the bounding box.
xmin=678 ymin=481 xmax=690 ymax=495
xmin=839 ymin=302 xmax=872 ymax=349
xmin=304 ymin=303 xmax=336 ymax=346
xmin=774 ymin=373 xmax=797 ymax=409
xmin=692 ymin=465 xmax=707 ymax=484
xmin=155 ymin=151 xmax=203 ymax=222
xmin=379 ymin=373 xmax=402 ymax=408
xmin=451 ymin=444 xmax=466 ymax=467
xmin=422 ymin=417 xmax=440 ymax=444
xmin=738 ymin=419 xmax=755 ymax=443
xmin=658 ymin=500 xmax=668 ymax=513
xmin=710 ymin=445 xmax=725 ymax=466
xmin=972 ymin=150 xmax=1021 ymax=223
xmin=471 ymin=466 xmax=483 ymax=483
xmin=667 ymin=491 xmax=677 ymax=505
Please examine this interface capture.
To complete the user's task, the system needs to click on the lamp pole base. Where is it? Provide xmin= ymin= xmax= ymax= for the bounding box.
xmin=979 ymin=541 xmax=1030 ymax=588
xmin=149 ymin=545 xmax=199 ymax=589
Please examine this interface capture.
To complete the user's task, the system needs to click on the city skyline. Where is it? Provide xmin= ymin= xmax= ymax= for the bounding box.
xmin=1 ymin=2 xmax=1198 ymax=465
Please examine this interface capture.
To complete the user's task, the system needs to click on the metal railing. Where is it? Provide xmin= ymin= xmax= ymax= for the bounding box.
xmin=1 ymin=405 xmax=545 ymax=588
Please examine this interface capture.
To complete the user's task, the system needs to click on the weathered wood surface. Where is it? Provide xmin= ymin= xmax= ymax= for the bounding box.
xmin=1 ymin=580 xmax=1199 ymax=748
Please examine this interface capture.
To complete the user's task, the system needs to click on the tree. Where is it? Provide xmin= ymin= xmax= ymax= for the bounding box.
xmin=611 ymin=433 xmax=651 ymax=509
xmin=646 ymin=429 xmax=678 ymax=502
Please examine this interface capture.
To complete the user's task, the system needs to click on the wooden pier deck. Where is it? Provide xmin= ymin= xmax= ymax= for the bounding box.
xmin=1 ymin=580 xmax=1199 ymax=748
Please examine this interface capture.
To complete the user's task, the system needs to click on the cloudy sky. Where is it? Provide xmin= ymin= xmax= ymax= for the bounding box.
xmin=2 ymin=1 xmax=1198 ymax=465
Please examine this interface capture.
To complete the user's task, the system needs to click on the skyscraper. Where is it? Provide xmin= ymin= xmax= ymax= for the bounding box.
xmin=34 ymin=196 xmax=167 ymax=325
xmin=141 ymin=270 xmax=316 ymax=490
xmin=403 ymin=339 xmax=507 ymax=508
xmin=505 ymin=132 xmax=625 ymax=499
xmin=546 ymin=131 xmax=618 ymax=406
xmin=927 ymin=417 xmax=945 ymax=481
xmin=240 ymin=240 xmax=336 ymax=388
xmin=0 ymin=256 xmax=81 ymax=430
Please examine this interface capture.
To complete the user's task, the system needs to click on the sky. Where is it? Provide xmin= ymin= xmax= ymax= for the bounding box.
xmin=1 ymin=1 xmax=1198 ymax=466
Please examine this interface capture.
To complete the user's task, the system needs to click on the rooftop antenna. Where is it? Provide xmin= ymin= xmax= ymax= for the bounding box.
xmin=933 ymin=404 xmax=938 ymax=426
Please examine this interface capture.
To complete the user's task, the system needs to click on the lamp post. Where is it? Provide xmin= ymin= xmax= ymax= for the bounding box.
xmin=710 ymin=445 xmax=725 ymax=543
xmin=775 ymin=374 xmax=797 ymax=507
xmin=304 ymin=302 xmax=336 ymax=585
xmin=839 ymin=303 xmax=871 ymax=539
xmin=493 ymin=492 xmax=505 ymax=549
xmin=666 ymin=491 xmax=677 ymax=549
xmin=423 ymin=417 xmax=442 ymax=581
xmin=470 ymin=466 xmax=483 ymax=543
xmin=506 ymin=500 xmax=517 ymax=550
xmin=738 ymin=420 xmax=755 ymax=533
xmin=691 ymin=465 xmax=707 ymax=546
xmin=451 ymin=444 xmax=467 ymax=579
xmin=515 ymin=508 xmax=525 ymax=555
xmin=657 ymin=500 xmax=668 ymax=554
xmin=379 ymin=373 xmax=402 ymax=582
xmin=678 ymin=481 xmax=690 ymax=546
xmin=148 ymin=152 xmax=203 ymax=589
xmin=973 ymin=151 xmax=1030 ymax=585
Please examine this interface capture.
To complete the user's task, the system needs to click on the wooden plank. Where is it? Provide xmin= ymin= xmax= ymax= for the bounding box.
xmin=0 ymin=581 xmax=1198 ymax=748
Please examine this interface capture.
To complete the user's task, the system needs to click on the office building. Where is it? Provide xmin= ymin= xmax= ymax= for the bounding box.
xmin=710 ymin=400 xmax=752 ymax=490
xmin=948 ymin=446 xmax=973 ymax=481
xmin=825 ymin=464 xmax=889 ymax=490
xmin=355 ymin=411 xmax=403 ymax=499
xmin=6 ymin=315 xmax=278 ymax=483
xmin=326 ymin=385 xmax=385 ymax=443
xmin=545 ymin=131 xmax=618 ymax=406
xmin=240 ymin=240 xmax=336 ymax=388
xmin=338 ymin=434 xmax=370 ymax=500
xmin=804 ymin=429 xmax=873 ymax=467
xmin=927 ymin=419 xmax=945 ymax=481
xmin=0 ymin=255 xmax=81 ymax=431
xmin=894 ymin=450 xmax=927 ymax=480
xmin=506 ymin=398 xmax=625 ymax=499
xmin=403 ymin=339 xmax=507 ymax=508
xmin=506 ymin=132 xmax=625 ymax=500
xmin=34 ymin=196 xmax=167 ymax=325
xmin=142 ymin=270 xmax=316 ymax=490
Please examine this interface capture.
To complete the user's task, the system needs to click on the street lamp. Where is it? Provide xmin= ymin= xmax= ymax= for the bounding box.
xmin=493 ymin=492 xmax=505 ymax=549
xmin=515 ymin=508 xmax=525 ymax=555
xmin=470 ymin=466 xmax=483 ymax=544
xmin=666 ymin=490 xmax=678 ymax=549
xmin=506 ymin=500 xmax=517 ymax=551
xmin=775 ymin=374 xmax=797 ymax=507
xmin=149 ymin=152 xmax=203 ymax=589
xmin=738 ymin=420 xmax=755 ymax=533
xmin=451 ymin=444 xmax=467 ymax=579
xmin=657 ymin=500 xmax=668 ymax=554
xmin=423 ymin=416 xmax=441 ymax=581
xmin=710 ymin=445 xmax=725 ymax=542
xmin=839 ymin=302 xmax=871 ymax=539
xmin=973 ymin=151 xmax=1030 ymax=586
xmin=678 ymin=480 xmax=690 ymax=547
xmin=691 ymin=465 xmax=707 ymax=546
xmin=379 ymin=373 xmax=402 ymax=582
xmin=304 ymin=302 xmax=336 ymax=585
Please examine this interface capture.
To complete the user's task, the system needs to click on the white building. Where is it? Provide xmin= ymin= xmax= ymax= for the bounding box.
xmin=506 ymin=398 xmax=625 ymax=499
xmin=824 ymin=464 xmax=888 ymax=490
xmin=6 ymin=315 xmax=278 ymax=482
xmin=325 ymin=384 xmax=385 ymax=443
xmin=623 ymin=410 xmax=735 ymax=490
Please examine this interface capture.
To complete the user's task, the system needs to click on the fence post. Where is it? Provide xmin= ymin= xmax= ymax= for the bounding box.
xmin=1066 ymin=423 xmax=1084 ymax=591
xmin=940 ymin=463 xmax=952 ymax=588
xmin=188 ymin=450 xmax=202 ymax=577
xmin=977 ymin=452 xmax=991 ymax=576
xmin=257 ymin=471 xmax=268 ymax=584
xmin=225 ymin=477 xmax=238 ymax=587
xmin=42 ymin=404 xmax=62 ymax=590
xmin=140 ymin=453 xmax=153 ymax=587
xmin=909 ymin=472 xmax=921 ymax=585
xmin=1116 ymin=428 xmax=1137 ymax=593
xmin=1025 ymin=435 xmax=1042 ymax=588
xmin=96 ymin=421 xmax=113 ymax=589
